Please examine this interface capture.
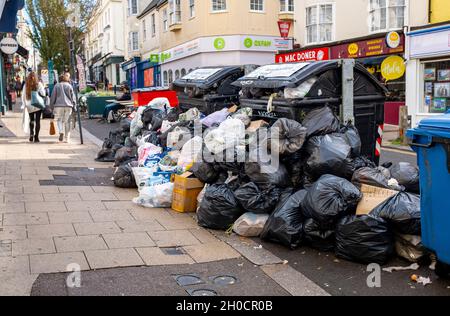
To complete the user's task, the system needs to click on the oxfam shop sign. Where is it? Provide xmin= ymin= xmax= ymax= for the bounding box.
xmin=243 ymin=37 xmax=272 ymax=49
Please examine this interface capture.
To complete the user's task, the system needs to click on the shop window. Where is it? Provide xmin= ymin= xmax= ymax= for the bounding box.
xmin=169 ymin=0 xmax=181 ymax=25
xmin=181 ymin=68 xmax=187 ymax=77
xmin=421 ymin=60 xmax=450 ymax=114
xmin=168 ymin=70 xmax=173 ymax=83
xmin=306 ymin=4 xmax=334 ymax=44
xmin=163 ymin=9 xmax=168 ymax=32
xmin=212 ymin=0 xmax=227 ymax=12
xmin=188 ymin=69 xmax=193 ymax=73
xmin=280 ymin=0 xmax=294 ymax=13
xmin=250 ymin=0 xmax=264 ymax=12
xmin=190 ymin=0 xmax=196 ymax=18
xmin=163 ymin=71 xmax=168 ymax=86
xmin=151 ymin=14 xmax=156 ymax=37
xmin=175 ymin=70 xmax=180 ymax=80
xmin=369 ymin=0 xmax=406 ymax=32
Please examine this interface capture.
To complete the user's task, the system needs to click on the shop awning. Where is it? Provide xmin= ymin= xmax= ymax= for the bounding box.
xmin=0 ymin=0 xmax=25 ymax=33
xmin=16 ymin=44 xmax=28 ymax=59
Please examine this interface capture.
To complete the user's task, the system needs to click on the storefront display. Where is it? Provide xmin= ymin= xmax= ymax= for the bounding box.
xmin=406 ymin=23 xmax=450 ymax=126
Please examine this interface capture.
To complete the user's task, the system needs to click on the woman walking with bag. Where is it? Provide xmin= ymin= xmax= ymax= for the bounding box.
xmin=50 ymin=72 xmax=76 ymax=143
xmin=21 ymin=72 xmax=46 ymax=142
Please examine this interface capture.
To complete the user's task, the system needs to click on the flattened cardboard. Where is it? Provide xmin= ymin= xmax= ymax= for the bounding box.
xmin=356 ymin=184 xmax=397 ymax=215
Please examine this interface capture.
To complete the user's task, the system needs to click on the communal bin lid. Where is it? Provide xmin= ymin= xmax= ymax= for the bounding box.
xmin=173 ymin=65 xmax=257 ymax=90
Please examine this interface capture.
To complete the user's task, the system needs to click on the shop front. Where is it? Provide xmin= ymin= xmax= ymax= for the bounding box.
xmin=406 ymin=23 xmax=450 ymax=127
xmin=121 ymin=57 xmax=140 ymax=91
xmin=159 ymin=35 xmax=292 ymax=86
xmin=104 ymin=55 xmax=125 ymax=88
xmin=136 ymin=59 xmax=161 ymax=89
xmin=275 ymin=32 xmax=406 ymax=125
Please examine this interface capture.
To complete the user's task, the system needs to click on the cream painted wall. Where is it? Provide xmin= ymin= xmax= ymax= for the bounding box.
xmin=139 ymin=8 xmax=161 ymax=58
xmin=294 ymin=0 xmax=429 ymax=47
xmin=158 ymin=0 xmax=292 ymax=52
xmin=124 ymin=0 xmax=153 ymax=59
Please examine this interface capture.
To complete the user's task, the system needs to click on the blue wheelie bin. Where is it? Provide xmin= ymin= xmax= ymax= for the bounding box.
xmin=407 ymin=114 xmax=450 ymax=278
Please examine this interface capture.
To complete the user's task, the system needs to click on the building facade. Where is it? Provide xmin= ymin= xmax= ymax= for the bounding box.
xmin=84 ymin=0 xmax=126 ymax=87
xmin=121 ymin=0 xmax=294 ymax=89
xmin=406 ymin=0 xmax=450 ymax=126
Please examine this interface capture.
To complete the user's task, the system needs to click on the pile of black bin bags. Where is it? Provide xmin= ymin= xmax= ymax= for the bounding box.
xmin=96 ymin=104 xmax=422 ymax=265
xmin=194 ymin=106 xmax=422 ymax=265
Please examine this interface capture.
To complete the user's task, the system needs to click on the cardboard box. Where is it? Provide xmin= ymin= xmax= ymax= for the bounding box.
xmin=172 ymin=172 xmax=205 ymax=213
xmin=356 ymin=184 xmax=398 ymax=215
xmin=228 ymin=105 xmax=238 ymax=113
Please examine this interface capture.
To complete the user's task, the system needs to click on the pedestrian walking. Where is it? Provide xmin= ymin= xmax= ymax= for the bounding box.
xmin=50 ymin=72 xmax=76 ymax=143
xmin=15 ymin=77 xmax=23 ymax=97
xmin=21 ymin=72 xmax=46 ymax=143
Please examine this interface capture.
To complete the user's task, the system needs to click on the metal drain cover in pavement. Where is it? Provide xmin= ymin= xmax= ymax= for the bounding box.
xmin=40 ymin=166 xmax=114 ymax=186
xmin=161 ymin=247 xmax=185 ymax=256
xmin=175 ymin=275 xmax=204 ymax=287
xmin=188 ymin=289 xmax=218 ymax=297
xmin=212 ymin=275 xmax=237 ymax=286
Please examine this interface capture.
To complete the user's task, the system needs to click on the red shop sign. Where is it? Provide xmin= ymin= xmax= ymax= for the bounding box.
xmin=278 ymin=21 xmax=292 ymax=39
xmin=276 ymin=47 xmax=330 ymax=63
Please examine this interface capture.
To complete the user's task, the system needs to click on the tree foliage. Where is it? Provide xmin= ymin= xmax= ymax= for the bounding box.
xmin=26 ymin=0 xmax=98 ymax=72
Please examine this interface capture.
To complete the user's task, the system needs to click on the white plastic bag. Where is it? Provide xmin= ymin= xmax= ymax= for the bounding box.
xmin=133 ymin=182 xmax=174 ymax=208
xmin=131 ymin=106 xmax=147 ymax=138
xmin=204 ymin=119 xmax=246 ymax=155
xmin=233 ymin=213 xmax=270 ymax=237
xmin=148 ymin=97 xmax=170 ymax=113
xmin=177 ymin=136 xmax=203 ymax=170
xmin=132 ymin=167 xmax=159 ymax=187
xmin=161 ymin=120 xmax=178 ymax=134
xmin=167 ymin=127 xmax=192 ymax=150
xmin=284 ymin=77 xmax=318 ymax=99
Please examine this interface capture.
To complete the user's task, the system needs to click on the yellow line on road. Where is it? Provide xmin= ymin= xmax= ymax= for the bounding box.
xmin=382 ymin=147 xmax=417 ymax=156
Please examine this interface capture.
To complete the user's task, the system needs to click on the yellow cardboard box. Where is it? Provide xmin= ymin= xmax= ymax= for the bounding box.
xmin=172 ymin=172 xmax=205 ymax=213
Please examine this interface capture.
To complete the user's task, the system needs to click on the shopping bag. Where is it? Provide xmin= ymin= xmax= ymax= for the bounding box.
xmin=49 ymin=120 xmax=56 ymax=136
xmin=31 ymin=91 xmax=45 ymax=110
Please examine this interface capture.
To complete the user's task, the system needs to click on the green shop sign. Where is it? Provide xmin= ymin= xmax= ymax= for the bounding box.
xmin=244 ymin=38 xmax=253 ymax=48
xmin=254 ymin=40 xmax=272 ymax=47
xmin=150 ymin=54 xmax=160 ymax=63
xmin=214 ymin=38 xmax=226 ymax=50
xmin=160 ymin=52 xmax=172 ymax=63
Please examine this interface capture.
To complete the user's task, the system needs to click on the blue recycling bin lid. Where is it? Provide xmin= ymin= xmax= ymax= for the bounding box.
xmin=408 ymin=112 xmax=450 ymax=140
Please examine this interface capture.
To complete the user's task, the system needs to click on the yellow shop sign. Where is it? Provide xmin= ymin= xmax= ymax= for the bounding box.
xmin=381 ymin=55 xmax=405 ymax=81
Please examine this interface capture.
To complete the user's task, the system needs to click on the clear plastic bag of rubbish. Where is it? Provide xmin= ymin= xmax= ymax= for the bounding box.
xmin=161 ymin=120 xmax=179 ymax=134
xmin=204 ymin=119 xmax=246 ymax=155
xmin=269 ymin=118 xmax=307 ymax=155
xmin=113 ymin=164 xmax=137 ymax=188
xmin=148 ymin=97 xmax=170 ymax=113
xmin=232 ymin=113 xmax=251 ymax=128
xmin=260 ymin=189 xmax=306 ymax=249
xmin=233 ymin=213 xmax=270 ymax=237
xmin=130 ymin=106 xmax=147 ymax=137
xmin=197 ymin=183 xmax=244 ymax=230
xmin=201 ymin=108 xmax=230 ymax=128
xmin=234 ymin=183 xmax=283 ymax=214
xmin=302 ymin=106 xmax=340 ymax=138
xmin=179 ymin=108 xmax=201 ymax=122
xmin=138 ymin=143 xmax=163 ymax=167
xmin=133 ymin=182 xmax=174 ymax=208
xmin=167 ymin=127 xmax=192 ymax=150
xmin=158 ymin=155 xmax=179 ymax=172
xmin=370 ymin=192 xmax=421 ymax=235
xmin=303 ymin=218 xmax=336 ymax=252
xmin=301 ymin=175 xmax=362 ymax=230
xmin=395 ymin=234 xmax=426 ymax=263
xmin=352 ymin=167 xmax=404 ymax=191
xmin=284 ymin=77 xmax=318 ymax=99
xmin=177 ymin=136 xmax=203 ymax=170
xmin=335 ymin=215 xmax=394 ymax=265
xmin=305 ymin=134 xmax=352 ymax=179
xmin=132 ymin=167 xmax=159 ymax=187
xmin=389 ymin=162 xmax=420 ymax=194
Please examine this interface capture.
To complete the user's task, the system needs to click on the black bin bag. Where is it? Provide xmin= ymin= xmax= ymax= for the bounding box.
xmin=336 ymin=215 xmax=394 ymax=265
xmin=352 ymin=166 xmax=404 ymax=190
xmin=303 ymin=218 xmax=336 ymax=252
xmin=302 ymin=106 xmax=340 ymax=138
xmin=305 ymin=134 xmax=352 ymax=179
xmin=269 ymin=118 xmax=307 ymax=155
xmin=370 ymin=192 xmax=421 ymax=235
xmin=113 ymin=164 xmax=137 ymax=188
xmin=197 ymin=184 xmax=244 ymax=230
xmin=340 ymin=124 xmax=362 ymax=157
xmin=191 ymin=162 xmax=220 ymax=184
xmin=260 ymin=190 xmax=306 ymax=249
xmin=389 ymin=162 xmax=420 ymax=194
xmin=302 ymin=175 xmax=362 ymax=230
xmin=245 ymin=161 xmax=292 ymax=189
xmin=234 ymin=183 xmax=283 ymax=214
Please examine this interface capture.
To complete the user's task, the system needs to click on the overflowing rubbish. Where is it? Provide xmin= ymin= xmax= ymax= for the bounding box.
xmin=95 ymin=90 xmax=423 ymax=268
xmin=233 ymin=213 xmax=269 ymax=237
